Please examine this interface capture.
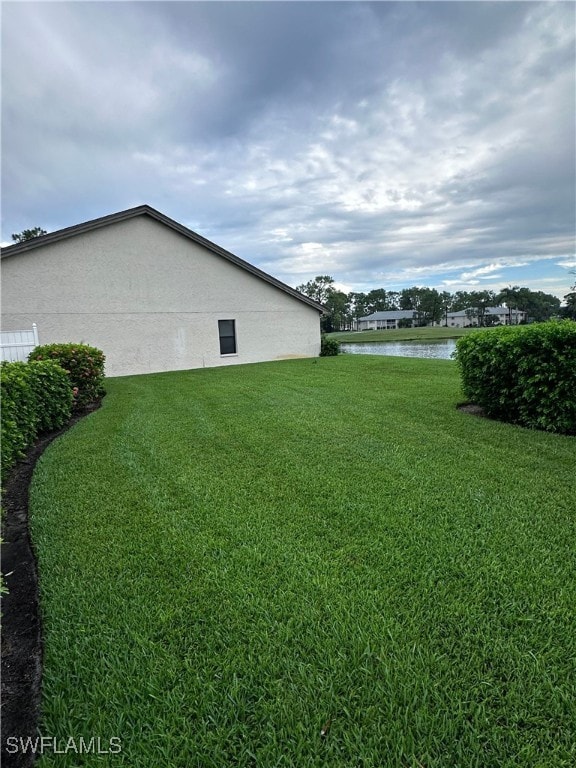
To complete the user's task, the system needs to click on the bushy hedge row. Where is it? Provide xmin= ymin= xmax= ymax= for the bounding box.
xmin=320 ymin=335 xmax=340 ymax=357
xmin=1 ymin=360 xmax=73 ymax=484
xmin=1 ymin=343 xmax=106 ymax=484
xmin=29 ymin=343 xmax=105 ymax=408
xmin=455 ymin=321 xmax=576 ymax=435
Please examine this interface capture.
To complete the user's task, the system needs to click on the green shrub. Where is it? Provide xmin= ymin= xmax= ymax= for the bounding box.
xmin=320 ymin=336 xmax=340 ymax=357
xmin=29 ymin=343 xmax=105 ymax=408
xmin=1 ymin=362 xmax=38 ymax=483
xmin=27 ymin=360 xmax=74 ymax=433
xmin=1 ymin=360 xmax=74 ymax=485
xmin=455 ymin=321 xmax=576 ymax=435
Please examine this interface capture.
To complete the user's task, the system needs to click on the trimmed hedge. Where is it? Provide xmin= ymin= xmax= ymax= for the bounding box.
xmin=2 ymin=344 xmax=105 ymax=484
xmin=29 ymin=343 xmax=105 ymax=408
xmin=455 ymin=321 xmax=576 ymax=435
xmin=1 ymin=360 xmax=73 ymax=484
xmin=320 ymin=336 xmax=340 ymax=357
xmin=27 ymin=360 xmax=75 ymax=433
xmin=1 ymin=362 xmax=38 ymax=483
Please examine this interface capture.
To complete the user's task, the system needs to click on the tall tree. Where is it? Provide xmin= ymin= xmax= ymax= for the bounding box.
xmin=349 ymin=292 xmax=370 ymax=320
xmin=323 ymin=290 xmax=351 ymax=332
xmin=497 ymin=286 xmax=560 ymax=322
xmin=522 ymin=290 xmax=560 ymax=322
xmin=439 ymin=291 xmax=453 ymax=327
xmin=469 ymin=290 xmax=496 ymax=326
xmin=497 ymin=286 xmax=522 ymax=325
xmin=451 ymin=291 xmax=476 ymax=311
xmin=385 ymin=291 xmax=401 ymax=310
xmin=497 ymin=285 xmax=520 ymax=307
xmin=398 ymin=287 xmax=442 ymax=325
xmin=561 ymin=270 xmax=576 ymax=320
xmin=561 ymin=292 xmax=576 ymax=320
xmin=399 ymin=286 xmax=420 ymax=311
xmin=295 ymin=275 xmax=335 ymax=305
xmin=365 ymin=289 xmax=388 ymax=314
xmin=11 ymin=226 xmax=47 ymax=243
xmin=417 ymin=287 xmax=443 ymax=325
xmin=465 ymin=307 xmax=479 ymax=326
xmin=295 ymin=276 xmax=353 ymax=332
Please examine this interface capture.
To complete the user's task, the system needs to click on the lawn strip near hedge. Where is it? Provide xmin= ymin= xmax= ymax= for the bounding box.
xmin=29 ymin=356 xmax=576 ymax=767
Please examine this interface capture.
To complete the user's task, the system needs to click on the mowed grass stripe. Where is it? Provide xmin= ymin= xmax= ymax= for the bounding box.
xmin=30 ymin=356 xmax=576 ymax=767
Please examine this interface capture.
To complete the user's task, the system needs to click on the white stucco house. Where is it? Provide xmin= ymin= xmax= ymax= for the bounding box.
xmin=356 ymin=306 xmax=528 ymax=331
xmin=355 ymin=310 xmax=418 ymax=331
xmin=445 ymin=306 xmax=527 ymax=328
xmin=1 ymin=205 xmax=324 ymax=377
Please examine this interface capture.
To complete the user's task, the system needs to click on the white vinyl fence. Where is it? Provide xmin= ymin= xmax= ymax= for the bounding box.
xmin=0 ymin=324 xmax=39 ymax=362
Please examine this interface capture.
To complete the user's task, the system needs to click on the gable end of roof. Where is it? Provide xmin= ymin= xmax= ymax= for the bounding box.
xmin=1 ymin=205 xmax=324 ymax=313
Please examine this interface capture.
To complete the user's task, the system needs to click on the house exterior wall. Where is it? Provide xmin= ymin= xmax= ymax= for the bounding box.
xmin=446 ymin=309 xmax=527 ymax=328
xmin=1 ymin=217 xmax=321 ymax=377
xmin=355 ymin=311 xmax=416 ymax=331
xmin=446 ymin=313 xmax=476 ymax=329
xmin=357 ymin=319 xmax=379 ymax=331
xmin=357 ymin=319 xmax=405 ymax=330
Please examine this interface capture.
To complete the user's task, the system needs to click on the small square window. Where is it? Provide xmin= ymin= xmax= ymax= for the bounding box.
xmin=218 ymin=319 xmax=237 ymax=355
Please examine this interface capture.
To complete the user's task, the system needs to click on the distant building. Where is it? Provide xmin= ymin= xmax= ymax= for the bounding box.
xmin=355 ymin=310 xmax=418 ymax=331
xmin=445 ymin=306 xmax=527 ymax=328
xmin=355 ymin=306 xmax=527 ymax=331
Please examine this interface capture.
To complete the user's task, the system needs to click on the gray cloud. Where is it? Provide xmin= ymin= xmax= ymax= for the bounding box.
xmin=1 ymin=1 xmax=574 ymax=298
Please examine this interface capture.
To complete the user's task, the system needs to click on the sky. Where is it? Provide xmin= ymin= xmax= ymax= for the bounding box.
xmin=2 ymin=1 xmax=575 ymax=301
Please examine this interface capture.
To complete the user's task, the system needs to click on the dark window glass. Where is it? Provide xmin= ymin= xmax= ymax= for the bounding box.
xmin=218 ymin=319 xmax=236 ymax=355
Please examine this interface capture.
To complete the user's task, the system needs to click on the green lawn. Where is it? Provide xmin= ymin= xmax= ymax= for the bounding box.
xmin=328 ymin=326 xmax=482 ymax=343
xmin=30 ymin=356 xmax=576 ymax=767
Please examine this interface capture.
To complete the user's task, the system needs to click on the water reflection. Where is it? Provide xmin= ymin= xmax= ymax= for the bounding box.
xmin=340 ymin=339 xmax=457 ymax=360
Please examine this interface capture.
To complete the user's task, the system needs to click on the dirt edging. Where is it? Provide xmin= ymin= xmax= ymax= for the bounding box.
xmin=1 ymin=402 xmax=101 ymax=768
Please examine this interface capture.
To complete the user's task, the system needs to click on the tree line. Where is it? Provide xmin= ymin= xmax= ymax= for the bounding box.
xmin=295 ymin=275 xmax=574 ymax=332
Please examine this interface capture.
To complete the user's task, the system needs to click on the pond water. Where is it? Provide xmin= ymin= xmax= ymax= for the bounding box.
xmin=340 ymin=339 xmax=457 ymax=360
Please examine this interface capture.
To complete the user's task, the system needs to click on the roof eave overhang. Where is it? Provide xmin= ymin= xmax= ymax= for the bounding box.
xmin=1 ymin=205 xmax=325 ymax=314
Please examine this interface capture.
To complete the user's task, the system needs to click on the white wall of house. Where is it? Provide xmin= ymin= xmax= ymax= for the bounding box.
xmin=355 ymin=312 xmax=416 ymax=331
xmin=357 ymin=319 xmax=377 ymax=331
xmin=446 ymin=313 xmax=477 ymax=329
xmin=446 ymin=308 xmax=526 ymax=328
xmin=1 ymin=216 xmax=321 ymax=377
xmin=357 ymin=319 xmax=404 ymax=330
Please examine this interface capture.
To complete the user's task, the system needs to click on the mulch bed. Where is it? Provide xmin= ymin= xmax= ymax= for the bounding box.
xmin=1 ymin=402 xmax=101 ymax=768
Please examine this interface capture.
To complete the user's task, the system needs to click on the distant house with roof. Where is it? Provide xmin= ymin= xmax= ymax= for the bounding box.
xmin=356 ymin=306 xmax=527 ymax=331
xmin=445 ymin=306 xmax=527 ymax=328
xmin=355 ymin=310 xmax=419 ymax=331
xmin=0 ymin=205 xmax=324 ymax=377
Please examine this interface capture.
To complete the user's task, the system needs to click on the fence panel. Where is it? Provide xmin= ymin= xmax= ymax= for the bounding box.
xmin=0 ymin=324 xmax=39 ymax=362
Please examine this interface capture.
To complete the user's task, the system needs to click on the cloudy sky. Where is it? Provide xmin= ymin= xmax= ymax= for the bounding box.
xmin=2 ymin=1 xmax=575 ymax=300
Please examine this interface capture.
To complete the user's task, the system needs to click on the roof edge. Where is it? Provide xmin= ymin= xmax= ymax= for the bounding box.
xmin=1 ymin=205 xmax=325 ymax=313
